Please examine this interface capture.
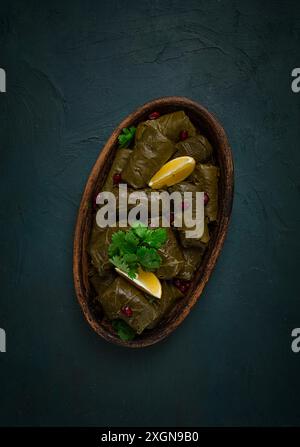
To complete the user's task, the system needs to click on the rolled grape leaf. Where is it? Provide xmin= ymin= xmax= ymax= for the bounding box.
xmin=90 ymin=269 xmax=116 ymax=296
xmin=168 ymin=181 xmax=199 ymax=194
xmin=168 ymin=182 xmax=207 ymax=242
xmin=138 ymin=110 xmax=196 ymax=142
xmin=178 ymin=217 xmax=210 ymax=248
xmin=191 ymin=164 xmax=219 ymax=222
xmin=177 ymin=245 xmax=207 ymax=280
xmin=121 ymin=111 xmax=196 ymax=188
xmin=121 ymin=125 xmax=175 ymax=188
xmin=101 ymin=148 xmax=131 ymax=192
xmin=168 ymin=181 xmax=199 ymax=203
xmin=100 ymin=277 xmax=158 ymax=334
xmin=174 ymin=134 xmax=213 ymax=163
xmin=148 ymin=281 xmax=183 ymax=328
xmin=168 ymin=181 xmax=199 ymax=237
xmin=156 ymin=228 xmax=185 ymax=279
xmin=88 ymin=223 xmax=118 ymax=277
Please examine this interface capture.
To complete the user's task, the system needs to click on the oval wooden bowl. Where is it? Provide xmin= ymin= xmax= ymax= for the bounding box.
xmin=73 ymin=96 xmax=234 ymax=348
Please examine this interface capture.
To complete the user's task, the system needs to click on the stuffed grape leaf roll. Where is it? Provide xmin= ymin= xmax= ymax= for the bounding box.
xmin=102 ymin=148 xmax=131 ymax=192
xmin=121 ymin=111 xmax=197 ymax=189
xmin=168 ymin=182 xmax=207 ymax=242
xmin=178 ymin=245 xmax=207 ymax=280
xmin=121 ymin=125 xmax=175 ymax=188
xmin=191 ymin=164 xmax=219 ymax=222
xmin=88 ymin=224 xmax=117 ymax=277
xmin=100 ymin=277 xmax=158 ymax=334
xmin=148 ymin=281 xmax=183 ymax=328
xmin=174 ymin=134 xmax=213 ymax=163
xmin=156 ymin=228 xmax=185 ymax=279
xmin=138 ymin=110 xmax=196 ymax=142
xmin=178 ymin=217 xmax=210 ymax=248
xmin=90 ymin=269 xmax=116 ymax=296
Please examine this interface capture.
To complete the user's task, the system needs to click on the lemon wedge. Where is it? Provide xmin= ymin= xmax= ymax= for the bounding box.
xmin=115 ymin=268 xmax=162 ymax=299
xmin=148 ymin=156 xmax=196 ymax=189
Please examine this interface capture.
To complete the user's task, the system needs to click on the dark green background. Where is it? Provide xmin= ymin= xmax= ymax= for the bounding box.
xmin=1 ymin=0 xmax=300 ymax=426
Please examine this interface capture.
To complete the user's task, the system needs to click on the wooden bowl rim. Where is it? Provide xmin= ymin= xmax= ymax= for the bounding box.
xmin=73 ymin=96 xmax=234 ymax=348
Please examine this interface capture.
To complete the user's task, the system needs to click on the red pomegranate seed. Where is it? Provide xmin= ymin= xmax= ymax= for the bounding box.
xmin=113 ymin=172 xmax=122 ymax=185
xmin=183 ymin=280 xmax=191 ymax=289
xmin=149 ymin=111 xmax=160 ymax=120
xmin=204 ymin=192 xmax=210 ymax=206
xmin=179 ymin=130 xmax=188 ymax=141
xmin=174 ymin=279 xmax=181 ymax=288
xmin=121 ymin=305 xmax=133 ymax=317
xmin=179 ymin=285 xmax=187 ymax=293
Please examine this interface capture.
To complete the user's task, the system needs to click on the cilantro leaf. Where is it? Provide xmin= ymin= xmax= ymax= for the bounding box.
xmin=108 ymin=231 xmax=126 ymax=257
xmin=132 ymin=222 xmax=148 ymax=239
xmin=108 ymin=226 xmax=166 ymax=278
xmin=122 ymin=253 xmax=138 ymax=264
xmin=110 ymin=255 xmax=132 ymax=275
xmin=124 ymin=231 xmax=139 ymax=251
xmin=136 ymin=246 xmax=162 ymax=271
xmin=122 ymin=253 xmax=139 ymax=279
xmin=142 ymin=227 xmax=167 ymax=249
xmin=112 ymin=319 xmax=136 ymax=341
xmin=118 ymin=126 xmax=136 ymax=148
xmin=109 ymin=230 xmax=139 ymax=258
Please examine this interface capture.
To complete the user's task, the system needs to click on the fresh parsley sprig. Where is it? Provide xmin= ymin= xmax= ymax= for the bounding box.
xmin=118 ymin=126 xmax=136 ymax=148
xmin=108 ymin=224 xmax=167 ymax=279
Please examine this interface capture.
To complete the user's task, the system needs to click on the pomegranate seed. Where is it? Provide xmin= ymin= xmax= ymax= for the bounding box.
xmin=179 ymin=130 xmax=188 ymax=141
xmin=174 ymin=279 xmax=181 ymax=288
xmin=149 ymin=111 xmax=160 ymax=120
xmin=183 ymin=280 xmax=191 ymax=289
xmin=174 ymin=279 xmax=191 ymax=293
xmin=121 ymin=305 xmax=133 ymax=317
xmin=204 ymin=192 xmax=210 ymax=206
xmin=113 ymin=172 xmax=122 ymax=185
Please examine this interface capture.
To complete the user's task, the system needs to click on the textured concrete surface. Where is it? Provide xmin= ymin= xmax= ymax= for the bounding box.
xmin=0 ymin=0 xmax=300 ymax=426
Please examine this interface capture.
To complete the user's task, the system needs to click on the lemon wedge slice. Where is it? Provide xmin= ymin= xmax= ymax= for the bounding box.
xmin=115 ymin=268 xmax=162 ymax=299
xmin=148 ymin=156 xmax=196 ymax=189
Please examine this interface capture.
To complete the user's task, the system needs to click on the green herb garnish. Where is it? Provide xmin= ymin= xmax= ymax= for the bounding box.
xmin=118 ymin=126 xmax=136 ymax=148
xmin=108 ymin=224 xmax=167 ymax=279
xmin=112 ymin=319 xmax=136 ymax=341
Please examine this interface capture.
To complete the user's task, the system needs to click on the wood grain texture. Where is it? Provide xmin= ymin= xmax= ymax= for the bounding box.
xmin=73 ymin=97 xmax=234 ymax=347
